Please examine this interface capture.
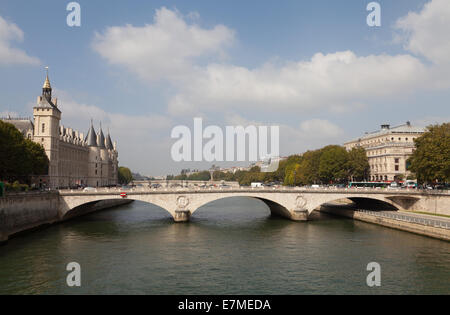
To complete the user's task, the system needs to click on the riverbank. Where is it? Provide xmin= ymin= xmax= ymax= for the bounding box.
xmin=320 ymin=204 xmax=450 ymax=241
xmin=0 ymin=192 xmax=133 ymax=244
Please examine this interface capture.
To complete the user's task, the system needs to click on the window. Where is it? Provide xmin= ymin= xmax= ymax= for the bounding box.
xmin=395 ymin=158 xmax=400 ymax=163
xmin=395 ymin=165 xmax=399 ymax=171
xmin=42 ymin=123 xmax=45 ymax=133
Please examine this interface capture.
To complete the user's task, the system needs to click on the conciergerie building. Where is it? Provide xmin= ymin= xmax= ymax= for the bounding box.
xmin=344 ymin=122 xmax=425 ymax=182
xmin=1 ymin=72 xmax=119 ymax=189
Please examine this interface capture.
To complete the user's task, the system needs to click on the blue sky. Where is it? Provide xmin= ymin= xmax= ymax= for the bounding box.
xmin=0 ymin=0 xmax=449 ymax=175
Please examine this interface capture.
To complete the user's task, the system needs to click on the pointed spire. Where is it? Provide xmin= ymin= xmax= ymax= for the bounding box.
xmin=42 ymin=66 xmax=52 ymax=102
xmin=43 ymin=67 xmax=51 ymax=89
xmin=85 ymin=119 xmax=98 ymax=147
xmin=97 ymin=122 xmax=106 ymax=148
xmin=105 ymin=127 xmax=114 ymax=149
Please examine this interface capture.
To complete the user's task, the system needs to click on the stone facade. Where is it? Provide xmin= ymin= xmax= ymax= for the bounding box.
xmin=344 ymin=122 xmax=425 ymax=181
xmin=1 ymin=73 xmax=118 ymax=188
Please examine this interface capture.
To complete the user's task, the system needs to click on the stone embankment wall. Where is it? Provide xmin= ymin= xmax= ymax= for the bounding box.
xmin=0 ymin=192 xmax=132 ymax=243
xmin=320 ymin=205 xmax=450 ymax=241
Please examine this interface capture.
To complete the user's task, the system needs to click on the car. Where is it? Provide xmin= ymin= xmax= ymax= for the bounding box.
xmin=83 ymin=187 xmax=96 ymax=192
xmin=388 ymin=182 xmax=400 ymax=189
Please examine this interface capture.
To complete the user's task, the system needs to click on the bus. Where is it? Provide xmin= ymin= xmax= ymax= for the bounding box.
xmin=348 ymin=182 xmax=389 ymax=189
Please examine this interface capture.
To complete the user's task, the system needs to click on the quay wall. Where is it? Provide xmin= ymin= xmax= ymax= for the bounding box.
xmin=0 ymin=192 xmax=132 ymax=243
xmin=320 ymin=205 xmax=450 ymax=241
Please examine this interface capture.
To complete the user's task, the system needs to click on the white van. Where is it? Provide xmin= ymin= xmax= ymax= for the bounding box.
xmin=251 ymin=182 xmax=263 ymax=188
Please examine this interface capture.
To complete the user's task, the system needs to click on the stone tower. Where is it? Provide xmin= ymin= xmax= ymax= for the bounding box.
xmin=97 ymin=125 xmax=109 ymax=186
xmin=85 ymin=121 xmax=100 ymax=187
xmin=33 ymin=70 xmax=61 ymax=189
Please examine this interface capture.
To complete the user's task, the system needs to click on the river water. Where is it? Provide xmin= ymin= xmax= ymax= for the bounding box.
xmin=0 ymin=197 xmax=449 ymax=294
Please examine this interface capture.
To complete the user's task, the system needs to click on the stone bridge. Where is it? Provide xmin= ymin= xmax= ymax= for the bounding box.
xmin=58 ymin=187 xmax=450 ymax=222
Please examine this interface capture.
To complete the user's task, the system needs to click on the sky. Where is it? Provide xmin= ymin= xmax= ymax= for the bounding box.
xmin=0 ymin=0 xmax=449 ymax=176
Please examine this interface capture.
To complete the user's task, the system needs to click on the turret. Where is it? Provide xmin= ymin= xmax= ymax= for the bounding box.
xmin=85 ymin=121 xmax=101 ymax=187
xmin=33 ymin=68 xmax=61 ymax=189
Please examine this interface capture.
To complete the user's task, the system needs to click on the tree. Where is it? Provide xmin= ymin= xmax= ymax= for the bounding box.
xmin=348 ymin=147 xmax=370 ymax=181
xmin=408 ymin=123 xmax=450 ymax=183
xmin=0 ymin=121 xmax=49 ymax=183
xmin=318 ymin=145 xmax=349 ymax=184
xmin=284 ymin=162 xmax=301 ymax=186
xmin=23 ymin=139 xmax=49 ymax=177
xmin=118 ymin=166 xmax=133 ymax=185
xmin=296 ymin=150 xmax=322 ymax=185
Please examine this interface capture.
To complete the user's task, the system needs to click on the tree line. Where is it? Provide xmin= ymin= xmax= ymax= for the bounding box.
xmin=169 ymin=123 xmax=449 ymax=186
xmin=167 ymin=145 xmax=370 ymax=186
xmin=0 ymin=121 xmax=49 ymax=185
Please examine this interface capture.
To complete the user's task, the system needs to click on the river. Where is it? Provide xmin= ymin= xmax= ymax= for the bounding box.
xmin=0 ymin=197 xmax=449 ymax=294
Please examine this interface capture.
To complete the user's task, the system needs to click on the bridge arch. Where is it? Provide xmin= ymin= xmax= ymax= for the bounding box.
xmin=188 ymin=195 xmax=293 ymax=220
xmin=303 ymin=193 xmax=405 ymax=214
xmin=59 ymin=194 xmax=177 ymax=220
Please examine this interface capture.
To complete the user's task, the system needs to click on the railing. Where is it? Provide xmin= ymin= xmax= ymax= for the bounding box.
xmin=58 ymin=185 xmax=450 ymax=196
xmin=356 ymin=209 xmax=450 ymax=230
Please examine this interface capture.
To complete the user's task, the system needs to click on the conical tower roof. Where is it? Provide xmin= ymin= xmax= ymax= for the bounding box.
xmin=105 ymin=130 xmax=114 ymax=149
xmin=97 ymin=125 xmax=106 ymax=148
xmin=43 ymin=73 xmax=51 ymax=89
xmin=85 ymin=121 xmax=98 ymax=147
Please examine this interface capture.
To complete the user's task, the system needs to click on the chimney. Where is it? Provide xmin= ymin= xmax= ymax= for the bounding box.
xmin=381 ymin=124 xmax=390 ymax=130
xmin=406 ymin=121 xmax=411 ymax=127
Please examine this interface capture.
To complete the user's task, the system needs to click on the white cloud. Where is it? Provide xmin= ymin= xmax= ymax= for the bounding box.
xmin=167 ymin=51 xmax=427 ymax=115
xmin=92 ymin=5 xmax=450 ymax=118
xmin=395 ymin=0 xmax=450 ymax=65
xmin=0 ymin=16 xmax=40 ymax=66
xmin=92 ymin=7 xmax=234 ymax=82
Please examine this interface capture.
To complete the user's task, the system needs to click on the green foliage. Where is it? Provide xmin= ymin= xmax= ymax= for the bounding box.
xmin=188 ymin=171 xmax=211 ymax=181
xmin=5 ymin=181 xmax=29 ymax=192
xmin=174 ymin=171 xmax=211 ymax=181
xmin=0 ymin=121 xmax=49 ymax=183
xmin=118 ymin=166 xmax=133 ymax=185
xmin=283 ymin=145 xmax=368 ymax=186
xmin=294 ymin=150 xmax=322 ymax=185
xmin=408 ymin=123 xmax=450 ymax=183
xmin=166 ymin=143 xmax=370 ymax=187
xmin=318 ymin=145 xmax=349 ymax=184
xmin=348 ymin=147 xmax=370 ymax=181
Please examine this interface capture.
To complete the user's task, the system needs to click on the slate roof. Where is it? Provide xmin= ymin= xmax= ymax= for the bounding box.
xmin=85 ymin=124 xmax=98 ymax=147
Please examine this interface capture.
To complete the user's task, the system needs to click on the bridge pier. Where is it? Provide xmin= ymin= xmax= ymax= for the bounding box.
xmin=290 ymin=209 xmax=309 ymax=221
xmin=174 ymin=210 xmax=191 ymax=223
